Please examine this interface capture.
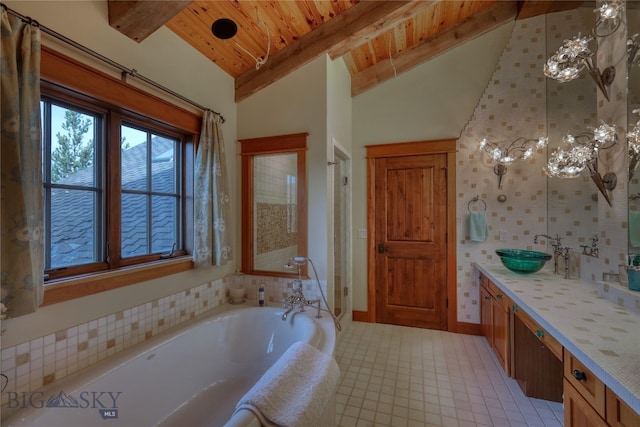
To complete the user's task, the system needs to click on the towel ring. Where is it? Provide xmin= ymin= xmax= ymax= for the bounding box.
xmin=468 ymin=196 xmax=487 ymax=213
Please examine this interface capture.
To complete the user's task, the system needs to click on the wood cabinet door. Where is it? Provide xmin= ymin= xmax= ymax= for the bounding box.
xmin=480 ymin=285 xmax=493 ymax=342
xmin=492 ymin=299 xmax=510 ymax=374
xmin=564 ymin=379 xmax=608 ymax=427
xmin=606 ymin=387 xmax=640 ymax=427
xmin=374 ymin=154 xmax=448 ymax=329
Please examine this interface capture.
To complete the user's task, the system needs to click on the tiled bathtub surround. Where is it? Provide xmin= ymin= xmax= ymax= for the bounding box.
xmin=0 ymin=270 xmax=323 ymax=411
xmin=0 ymin=278 xmax=227 ymax=408
xmin=233 ymin=273 xmax=328 ymax=308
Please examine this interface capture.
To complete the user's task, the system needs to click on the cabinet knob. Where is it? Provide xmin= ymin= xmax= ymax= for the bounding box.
xmin=512 ymin=305 xmax=518 ymax=312
xmin=496 ymin=294 xmax=503 ymax=300
xmin=484 ymin=296 xmax=492 ymax=301
xmin=572 ymin=370 xmax=587 ymax=381
xmin=536 ymin=329 xmax=544 ymax=338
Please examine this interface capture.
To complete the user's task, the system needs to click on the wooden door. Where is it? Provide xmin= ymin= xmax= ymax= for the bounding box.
xmin=374 ymin=154 xmax=448 ymax=329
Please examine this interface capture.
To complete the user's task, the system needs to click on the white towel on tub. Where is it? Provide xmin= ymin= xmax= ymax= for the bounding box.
xmin=233 ymin=341 xmax=341 ymax=427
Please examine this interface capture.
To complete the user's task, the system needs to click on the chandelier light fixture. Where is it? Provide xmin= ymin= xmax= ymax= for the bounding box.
xmin=543 ymin=0 xmax=624 ymax=101
xmin=544 ymin=122 xmax=618 ymax=206
xmin=478 ymin=136 xmax=548 ymax=189
xmin=629 ymin=109 xmax=640 ymax=181
xmin=628 ymin=33 xmax=640 ymax=70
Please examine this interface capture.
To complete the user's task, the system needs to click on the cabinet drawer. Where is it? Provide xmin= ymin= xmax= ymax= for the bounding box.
xmin=606 ymin=387 xmax=640 ymax=427
xmin=564 ymin=349 xmax=606 ymax=418
xmin=514 ymin=306 xmax=562 ymax=361
xmin=486 ymin=280 xmax=510 ymax=310
xmin=479 ymin=272 xmax=489 ymax=288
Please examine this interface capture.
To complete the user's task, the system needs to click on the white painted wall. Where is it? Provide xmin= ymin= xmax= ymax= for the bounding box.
xmin=351 ymin=22 xmax=516 ymax=312
xmin=2 ymin=1 xmax=238 ymax=347
xmin=237 ymin=56 xmax=330 ymax=280
xmin=326 ymin=57 xmax=353 ymax=308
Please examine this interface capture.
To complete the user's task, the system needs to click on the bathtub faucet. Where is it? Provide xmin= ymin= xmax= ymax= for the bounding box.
xmin=281 ymin=256 xmax=342 ymax=331
xmin=282 ymin=279 xmax=321 ymax=320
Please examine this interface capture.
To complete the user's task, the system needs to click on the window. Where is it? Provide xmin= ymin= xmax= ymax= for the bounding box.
xmin=39 ymin=47 xmax=200 ymax=304
xmin=40 ymin=90 xmax=190 ymax=282
xmin=120 ymin=124 xmax=181 ymax=258
xmin=41 ymin=99 xmax=104 ymax=270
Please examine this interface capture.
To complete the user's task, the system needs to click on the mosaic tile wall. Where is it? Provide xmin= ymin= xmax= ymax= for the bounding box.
xmin=256 ymin=202 xmax=297 ymax=254
xmin=232 ymin=273 xmax=327 ymax=308
xmin=594 ymin=5 xmax=631 ymax=280
xmin=545 ymin=10 xmax=599 ymax=254
xmin=0 ymin=278 xmax=227 ymax=409
xmin=456 ymin=15 xmax=549 ymax=323
xmin=457 ymin=7 xmax=632 ymax=323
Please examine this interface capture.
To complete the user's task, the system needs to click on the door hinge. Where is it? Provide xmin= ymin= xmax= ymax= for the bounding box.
xmin=343 ymin=287 xmax=349 ymax=296
xmin=442 ymin=166 xmax=448 ymax=177
xmin=446 ymin=298 xmax=449 ymax=308
xmin=343 ymin=176 xmax=348 ymax=186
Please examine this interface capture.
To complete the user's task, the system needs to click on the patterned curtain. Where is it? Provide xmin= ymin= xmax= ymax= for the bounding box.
xmin=0 ymin=9 xmax=44 ymax=318
xmin=193 ymin=110 xmax=232 ymax=267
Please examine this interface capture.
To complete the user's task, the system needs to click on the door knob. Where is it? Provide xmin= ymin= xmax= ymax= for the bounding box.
xmin=377 ymin=243 xmax=389 ymax=253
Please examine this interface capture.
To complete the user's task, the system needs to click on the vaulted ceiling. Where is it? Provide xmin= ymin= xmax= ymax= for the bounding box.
xmin=108 ymin=1 xmax=583 ymax=102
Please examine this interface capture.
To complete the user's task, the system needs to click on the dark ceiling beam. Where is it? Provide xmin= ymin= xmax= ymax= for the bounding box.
xmin=108 ymin=0 xmax=193 ymax=43
xmin=234 ymin=0 xmax=427 ymax=102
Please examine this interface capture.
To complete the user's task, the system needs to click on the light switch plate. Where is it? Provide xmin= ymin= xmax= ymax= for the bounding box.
xmin=357 ymin=228 xmax=367 ymax=239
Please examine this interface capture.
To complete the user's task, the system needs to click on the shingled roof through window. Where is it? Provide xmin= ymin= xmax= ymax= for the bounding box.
xmin=50 ymin=137 xmax=178 ymax=268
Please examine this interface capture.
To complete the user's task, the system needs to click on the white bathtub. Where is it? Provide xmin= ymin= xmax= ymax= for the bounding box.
xmin=2 ymin=305 xmax=337 ymax=427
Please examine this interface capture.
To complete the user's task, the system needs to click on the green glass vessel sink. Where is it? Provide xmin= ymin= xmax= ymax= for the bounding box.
xmin=495 ymin=249 xmax=552 ymax=274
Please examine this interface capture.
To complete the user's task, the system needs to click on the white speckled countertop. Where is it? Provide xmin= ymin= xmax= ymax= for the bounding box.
xmin=474 ymin=263 xmax=640 ymax=413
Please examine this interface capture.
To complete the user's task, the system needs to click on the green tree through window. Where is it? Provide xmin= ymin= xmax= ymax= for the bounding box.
xmin=51 ymin=110 xmax=94 ymax=181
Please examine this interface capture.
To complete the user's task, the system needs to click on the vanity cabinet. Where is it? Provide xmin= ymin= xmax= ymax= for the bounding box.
xmin=479 ymin=272 xmax=510 ymax=375
xmin=563 ymin=348 xmax=640 ymax=427
xmin=475 ymin=265 xmax=640 ymax=427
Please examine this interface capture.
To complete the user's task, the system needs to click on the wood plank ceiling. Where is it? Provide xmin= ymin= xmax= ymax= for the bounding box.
xmin=108 ymin=1 xmax=583 ymax=102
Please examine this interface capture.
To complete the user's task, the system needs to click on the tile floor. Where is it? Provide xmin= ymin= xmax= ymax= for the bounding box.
xmin=334 ymin=321 xmax=564 ymax=427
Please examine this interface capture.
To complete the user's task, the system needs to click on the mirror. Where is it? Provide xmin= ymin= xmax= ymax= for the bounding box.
xmin=240 ymin=133 xmax=308 ymax=276
xmin=629 ymin=5 xmax=640 ymax=252
xmin=546 ymin=6 xmax=599 ymax=252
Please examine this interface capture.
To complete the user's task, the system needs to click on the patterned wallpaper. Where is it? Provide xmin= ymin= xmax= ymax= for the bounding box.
xmin=456 ymin=15 xmax=548 ymax=324
xmin=456 ymin=6 xmax=631 ymax=324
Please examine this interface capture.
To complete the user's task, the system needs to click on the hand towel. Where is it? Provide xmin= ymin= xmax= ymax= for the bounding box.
xmin=630 ymin=211 xmax=640 ymax=248
xmin=233 ymin=341 xmax=341 ymax=427
xmin=469 ymin=211 xmax=488 ymax=242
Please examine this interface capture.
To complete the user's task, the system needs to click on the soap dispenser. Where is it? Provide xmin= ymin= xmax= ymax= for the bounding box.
xmin=258 ymin=282 xmax=265 ymax=306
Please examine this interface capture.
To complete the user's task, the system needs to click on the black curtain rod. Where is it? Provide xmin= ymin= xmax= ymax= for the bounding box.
xmin=1 ymin=3 xmax=225 ymax=124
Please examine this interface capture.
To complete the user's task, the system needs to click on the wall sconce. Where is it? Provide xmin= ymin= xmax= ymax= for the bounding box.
xmin=629 ymin=33 xmax=640 ymax=71
xmin=543 ymin=0 xmax=623 ymax=101
xmin=479 ymin=136 xmax=548 ymax=189
xmin=629 ymin=109 xmax=640 ymax=181
xmin=544 ymin=122 xmax=618 ymax=206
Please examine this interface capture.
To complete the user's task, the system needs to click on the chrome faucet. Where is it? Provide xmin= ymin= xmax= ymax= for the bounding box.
xmin=281 ymin=279 xmax=321 ymax=321
xmin=534 ymin=234 xmax=571 ymax=277
xmin=534 ymin=234 xmax=562 ymax=274
xmin=558 ymin=246 xmax=571 ymax=279
xmin=580 ymin=235 xmax=599 ymax=258
xmin=280 ymin=256 xmax=342 ymax=331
